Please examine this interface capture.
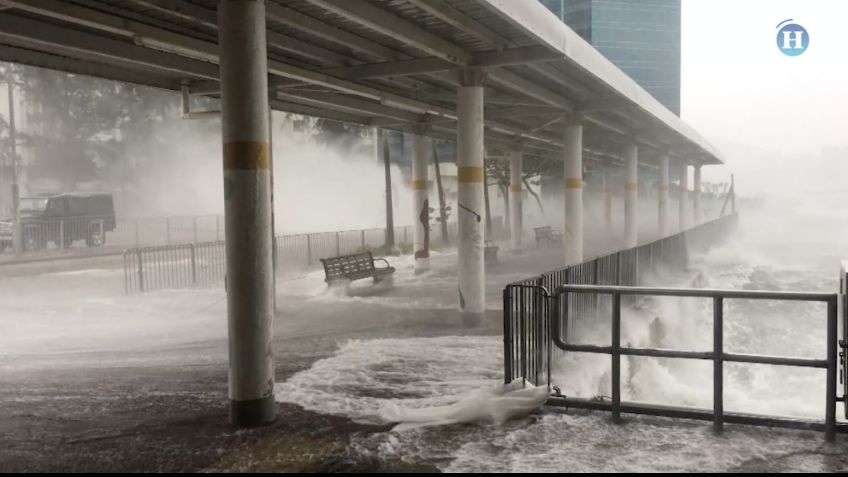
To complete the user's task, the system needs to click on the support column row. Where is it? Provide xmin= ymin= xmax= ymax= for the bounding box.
xmin=563 ymin=124 xmax=583 ymax=265
xmin=624 ymin=145 xmax=638 ymax=249
xmin=218 ymin=0 xmax=275 ymax=427
xmin=457 ymin=69 xmax=486 ymax=315
xmin=509 ymin=148 xmax=523 ymax=251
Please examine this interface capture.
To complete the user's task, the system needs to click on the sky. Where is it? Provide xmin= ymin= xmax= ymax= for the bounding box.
xmin=680 ymin=0 xmax=848 ymax=195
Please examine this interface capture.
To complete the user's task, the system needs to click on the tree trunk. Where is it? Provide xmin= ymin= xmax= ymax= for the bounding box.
xmin=383 ymin=129 xmax=394 ymax=248
xmin=523 ymin=177 xmax=546 ymax=219
xmin=432 ymin=140 xmax=449 ymax=245
xmin=483 ymin=157 xmax=492 ymax=238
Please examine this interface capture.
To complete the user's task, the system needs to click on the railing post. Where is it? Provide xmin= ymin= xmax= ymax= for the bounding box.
xmin=123 ymin=250 xmax=129 ymax=295
xmin=137 ymin=248 xmax=145 ymax=293
xmin=306 ymin=233 xmax=313 ymax=266
xmin=616 ymin=252 xmax=622 ymax=286
xmin=503 ymin=287 xmax=513 ymax=385
xmin=713 ymin=295 xmax=724 ymax=432
xmin=547 ymin=290 xmax=555 ymax=389
xmin=611 ymin=291 xmax=621 ymax=423
xmin=592 ymin=259 xmax=599 ymax=319
xmin=336 ymin=231 xmax=341 ymax=256
xmin=190 ymin=243 xmax=197 ymax=284
xmin=59 ymin=220 xmax=65 ymax=249
xmin=826 ymin=296 xmax=837 ymax=441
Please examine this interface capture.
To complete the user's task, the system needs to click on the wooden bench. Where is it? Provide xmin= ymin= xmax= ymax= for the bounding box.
xmin=320 ymin=251 xmax=395 ymax=284
xmin=534 ymin=226 xmax=563 ymax=248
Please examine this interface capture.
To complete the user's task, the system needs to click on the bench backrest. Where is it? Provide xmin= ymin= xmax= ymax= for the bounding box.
xmin=534 ymin=226 xmax=553 ymax=238
xmin=321 ymin=252 xmax=375 ymax=279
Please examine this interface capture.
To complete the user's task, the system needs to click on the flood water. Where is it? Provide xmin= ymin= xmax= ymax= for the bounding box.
xmin=273 ymin=195 xmax=848 ymax=472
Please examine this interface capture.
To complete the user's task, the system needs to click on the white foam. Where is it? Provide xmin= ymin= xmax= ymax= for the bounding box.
xmin=285 ymin=335 xmax=841 ymax=472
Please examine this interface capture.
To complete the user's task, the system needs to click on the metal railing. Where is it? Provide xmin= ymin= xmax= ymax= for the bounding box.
xmin=504 ymin=213 xmax=737 ymax=387
xmin=124 ymin=241 xmax=226 ymax=293
xmin=123 ymin=224 xmax=438 ymax=294
xmin=502 ymin=212 xmax=848 ymax=439
xmin=1 ymin=214 xmax=225 ymax=258
xmin=550 ymin=284 xmax=838 ymax=441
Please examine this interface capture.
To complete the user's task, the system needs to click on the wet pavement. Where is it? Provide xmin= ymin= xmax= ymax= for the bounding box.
xmin=4 ymin=221 xmax=845 ymax=472
xmin=0 ymin=237 xmax=574 ymax=472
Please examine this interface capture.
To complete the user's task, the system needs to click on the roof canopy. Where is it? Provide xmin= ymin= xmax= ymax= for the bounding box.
xmin=0 ymin=0 xmax=723 ymax=167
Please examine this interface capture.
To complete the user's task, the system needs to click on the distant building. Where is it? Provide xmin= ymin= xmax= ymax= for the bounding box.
xmin=540 ymin=0 xmax=681 ymax=116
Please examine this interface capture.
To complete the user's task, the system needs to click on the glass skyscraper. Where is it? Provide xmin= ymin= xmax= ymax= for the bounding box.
xmin=540 ymin=0 xmax=682 ymax=116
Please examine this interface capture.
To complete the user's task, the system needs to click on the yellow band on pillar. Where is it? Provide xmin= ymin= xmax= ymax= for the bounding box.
xmin=625 ymin=182 xmax=638 ymax=192
xmin=411 ymin=180 xmax=427 ymax=190
xmin=223 ymin=141 xmax=270 ymax=170
xmin=510 ymin=184 xmax=522 ymax=193
xmin=457 ymin=166 xmax=484 ymax=183
xmin=565 ymin=178 xmax=582 ymax=189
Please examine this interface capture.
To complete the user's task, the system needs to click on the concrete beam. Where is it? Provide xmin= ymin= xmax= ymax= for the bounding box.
xmin=321 ymin=46 xmax=561 ymax=80
xmin=306 ymin=0 xmax=471 ymax=64
xmin=0 ymin=12 xmax=218 ymax=80
xmin=406 ymin=0 xmax=507 ymax=50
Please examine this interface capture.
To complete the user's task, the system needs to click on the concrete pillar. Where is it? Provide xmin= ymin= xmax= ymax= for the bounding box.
xmin=412 ymin=132 xmax=430 ymax=272
xmin=563 ymin=124 xmax=583 ymax=265
xmin=624 ymin=145 xmax=638 ymax=248
xmin=382 ymin=130 xmax=395 ymax=248
xmin=730 ymin=173 xmax=736 ymax=214
xmin=679 ymin=165 xmax=689 ymax=231
xmin=457 ymin=68 xmax=486 ymax=314
xmin=8 ymin=77 xmax=20 ymax=256
xmin=658 ymin=154 xmax=670 ymax=237
xmin=693 ymin=165 xmax=702 ymax=225
xmin=218 ymin=0 xmax=275 ymax=427
xmin=603 ymin=166 xmax=612 ymax=231
xmin=509 ymin=148 xmax=523 ymax=251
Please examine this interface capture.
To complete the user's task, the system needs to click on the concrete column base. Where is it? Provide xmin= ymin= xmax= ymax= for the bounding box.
xmin=230 ymin=395 xmax=276 ymax=428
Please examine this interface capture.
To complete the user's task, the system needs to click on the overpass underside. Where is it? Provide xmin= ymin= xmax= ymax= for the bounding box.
xmin=0 ymin=0 xmax=725 ymax=426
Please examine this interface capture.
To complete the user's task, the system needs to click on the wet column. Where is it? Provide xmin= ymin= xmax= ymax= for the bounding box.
xmin=624 ymin=144 xmax=638 ymax=249
xmin=603 ymin=166 xmax=612 ymax=232
xmin=412 ymin=131 xmax=430 ymax=273
xmin=563 ymin=123 xmax=583 ymax=265
xmin=658 ymin=153 xmax=670 ymax=237
xmin=693 ymin=164 xmax=702 ymax=225
xmin=457 ymin=68 xmax=486 ymax=315
xmin=509 ymin=147 xmax=523 ymax=251
xmin=679 ymin=165 xmax=689 ymax=231
xmin=218 ymin=0 xmax=275 ymax=427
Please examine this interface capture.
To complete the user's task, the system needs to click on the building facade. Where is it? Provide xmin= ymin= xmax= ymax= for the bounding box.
xmin=540 ymin=0 xmax=681 ymax=116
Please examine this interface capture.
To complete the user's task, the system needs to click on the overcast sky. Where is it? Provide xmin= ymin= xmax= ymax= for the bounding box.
xmin=680 ymin=0 xmax=848 ymax=194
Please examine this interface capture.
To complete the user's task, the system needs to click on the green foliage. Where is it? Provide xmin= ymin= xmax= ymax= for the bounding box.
xmin=1 ymin=62 xmax=178 ymax=188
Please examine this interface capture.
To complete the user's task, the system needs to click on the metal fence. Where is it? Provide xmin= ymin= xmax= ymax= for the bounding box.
xmin=123 ymin=241 xmax=226 ymax=293
xmin=550 ymin=284 xmax=838 ymax=440
xmin=123 ymin=224 xmax=428 ymax=294
xmin=500 ymin=212 xmax=848 ymax=438
xmin=503 ymin=213 xmax=739 ymax=387
xmin=1 ymin=214 xmax=225 ymax=257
